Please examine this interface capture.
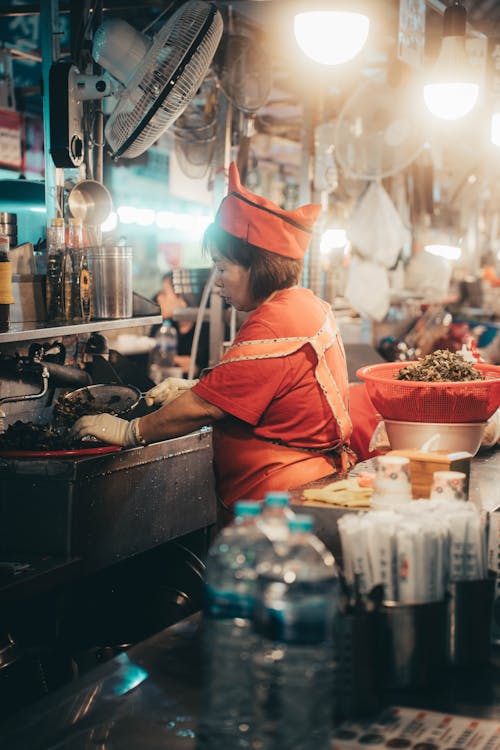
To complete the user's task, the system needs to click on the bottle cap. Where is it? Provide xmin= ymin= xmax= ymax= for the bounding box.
xmin=289 ymin=515 xmax=314 ymax=533
xmin=51 ymin=217 xmax=64 ymax=227
xmin=264 ymin=491 xmax=290 ymax=507
xmin=235 ymin=500 xmax=261 ymax=517
xmin=68 ymin=216 xmax=82 ymax=226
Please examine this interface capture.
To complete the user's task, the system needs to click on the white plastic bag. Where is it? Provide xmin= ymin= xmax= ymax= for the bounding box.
xmin=347 ymin=181 xmax=408 ymax=268
xmin=345 ymin=256 xmax=390 ymax=322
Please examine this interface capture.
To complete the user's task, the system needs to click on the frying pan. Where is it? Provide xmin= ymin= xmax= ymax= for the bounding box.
xmin=58 ymin=384 xmax=144 ymax=417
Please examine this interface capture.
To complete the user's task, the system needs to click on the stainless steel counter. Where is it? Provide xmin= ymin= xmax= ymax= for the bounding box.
xmin=0 ymin=429 xmax=217 ymax=572
xmin=0 ymin=451 xmax=498 ymax=748
xmin=0 ymin=613 xmax=498 ymax=750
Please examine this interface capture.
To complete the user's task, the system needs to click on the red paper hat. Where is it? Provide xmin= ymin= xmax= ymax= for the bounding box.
xmin=215 ymin=162 xmax=321 ymax=260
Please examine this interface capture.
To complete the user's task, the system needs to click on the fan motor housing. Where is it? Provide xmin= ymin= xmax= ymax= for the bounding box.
xmin=49 ymin=61 xmax=84 ymax=168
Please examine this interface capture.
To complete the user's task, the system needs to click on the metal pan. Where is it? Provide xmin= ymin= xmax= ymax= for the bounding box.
xmin=58 ymin=384 xmax=143 ymax=417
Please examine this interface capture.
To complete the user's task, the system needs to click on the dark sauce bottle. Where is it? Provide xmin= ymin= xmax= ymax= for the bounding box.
xmin=0 ymin=235 xmax=13 ymax=332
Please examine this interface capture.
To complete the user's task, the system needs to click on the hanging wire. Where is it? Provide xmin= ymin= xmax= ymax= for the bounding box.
xmin=141 ymin=1 xmax=177 ymax=34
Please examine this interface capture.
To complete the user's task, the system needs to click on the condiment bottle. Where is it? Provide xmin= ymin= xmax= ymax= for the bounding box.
xmin=0 ymin=235 xmax=15 ymax=332
xmin=45 ymin=217 xmax=65 ymax=321
xmin=64 ymin=217 xmax=92 ymax=322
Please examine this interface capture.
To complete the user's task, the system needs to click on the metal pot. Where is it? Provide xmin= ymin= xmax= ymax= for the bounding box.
xmin=59 ymin=383 xmax=144 ymax=416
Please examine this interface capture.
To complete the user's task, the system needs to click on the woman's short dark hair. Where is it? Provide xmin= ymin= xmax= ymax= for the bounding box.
xmin=202 ymin=224 xmax=303 ymax=302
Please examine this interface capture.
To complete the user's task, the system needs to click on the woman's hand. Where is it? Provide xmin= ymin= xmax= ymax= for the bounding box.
xmin=144 ymin=377 xmax=199 ymax=407
xmin=481 ymin=408 xmax=500 ymax=447
xmin=71 ymin=414 xmax=142 ymax=447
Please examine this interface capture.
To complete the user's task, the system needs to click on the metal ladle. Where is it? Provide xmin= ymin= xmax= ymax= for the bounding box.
xmin=67 ymin=180 xmax=113 ymax=228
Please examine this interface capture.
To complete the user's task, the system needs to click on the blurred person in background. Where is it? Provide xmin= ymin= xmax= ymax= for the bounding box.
xmin=151 ymin=271 xmax=210 ymax=376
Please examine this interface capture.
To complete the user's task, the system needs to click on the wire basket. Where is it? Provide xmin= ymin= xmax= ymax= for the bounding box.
xmin=356 ymin=362 xmax=500 ymax=424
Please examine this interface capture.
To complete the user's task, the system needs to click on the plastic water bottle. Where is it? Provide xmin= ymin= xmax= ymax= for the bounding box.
xmin=252 ymin=515 xmax=339 ymax=750
xmin=148 ymin=318 xmax=178 ymax=384
xmin=258 ymin=491 xmax=295 ymax=543
xmin=197 ymin=501 xmax=271 ymax=750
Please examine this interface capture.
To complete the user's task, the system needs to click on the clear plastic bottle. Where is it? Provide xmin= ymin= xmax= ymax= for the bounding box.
xmin=259 ymin=490 xmax=295 ymax=543
xmin=148 ymin=318 xmax=179 ymax=384
xmin=252 ymin=515 xmax=339 ymax=750
xmin=45 ymin=217 xmax=65 ymax=321
xmin=197 ymin=501 xmax=271 ymax=750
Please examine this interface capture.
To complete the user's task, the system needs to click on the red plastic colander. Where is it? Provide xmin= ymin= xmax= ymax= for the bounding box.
xmin=356 ymin=361 xmax=500 ymax=424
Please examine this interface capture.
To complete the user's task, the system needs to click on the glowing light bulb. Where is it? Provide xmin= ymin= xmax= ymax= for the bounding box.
xmin=424 ymin=80 xmax=478 ymax=120
xmin=294 ymin=11 xmax=369 ymax=66
xmin=424 ymin=244 xmax=461 ymax=261
xmin=423 ymin=3 xmax=479 ymax=121
xmin=320 ymin=229 xmax=347 ymax=255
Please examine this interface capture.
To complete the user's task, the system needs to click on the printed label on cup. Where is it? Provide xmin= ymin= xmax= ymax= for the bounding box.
xmin=430 ymin=471 xmax=466 ymax=502
xmin=373 ymin=455 xmax=412 ymax=504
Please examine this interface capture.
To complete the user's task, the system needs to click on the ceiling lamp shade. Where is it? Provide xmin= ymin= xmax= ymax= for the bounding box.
xmin=294 ymin=10 xmax=369 ymax=66
xmin=423 ymin=1 xmax=479 ymax=121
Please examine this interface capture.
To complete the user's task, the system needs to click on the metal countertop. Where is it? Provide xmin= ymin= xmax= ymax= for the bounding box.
xmin=0 ymin=614 xmax=498 ymax=750
xmin=0 ymin=451 xmax=499 ymax=748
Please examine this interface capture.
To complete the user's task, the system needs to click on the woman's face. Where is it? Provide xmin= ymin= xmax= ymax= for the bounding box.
xmin=212 ymin=253 xmax=256 ymax=312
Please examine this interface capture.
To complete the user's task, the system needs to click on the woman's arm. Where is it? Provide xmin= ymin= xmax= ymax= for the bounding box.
xmin=139 ymin=389 xmax=226 ymax=443
xmin=71 ymin=390 xmax=227 ymax=446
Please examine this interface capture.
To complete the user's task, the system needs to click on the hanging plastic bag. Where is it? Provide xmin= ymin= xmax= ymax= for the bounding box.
xmin=347 ymin=181 xmax=408 ymax=268
xmin=345 ymin=256 xmax=390 ymax=322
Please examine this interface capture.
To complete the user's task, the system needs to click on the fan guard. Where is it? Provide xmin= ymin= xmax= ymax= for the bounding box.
xmin=214 ymin=33 xmax=272 ymax=114
xmin=95 ymin=1 xmax=223 ymax=159
xmin=335 ymin=73 xmax=426 ymax=180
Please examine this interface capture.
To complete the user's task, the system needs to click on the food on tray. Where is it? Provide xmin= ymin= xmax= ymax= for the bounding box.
xmin=53 ymin=391 xmax=123 ymax=428
xmin=0 ymin=421 xmax=83 ymax=451
xmin=396 ymin=349 xmax=484 ymax=382
xmin=302 ymin=478 xmax=372 ymax=508
xmin=0 ymin=391 xmax=125 ymax=452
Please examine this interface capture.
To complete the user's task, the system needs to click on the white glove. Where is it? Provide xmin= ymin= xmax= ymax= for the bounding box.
xmin=481 ymin=409 xmax=500 ymax=448
xmin=71 ymin=414 xmax=143 ymax=447
xmin=144 ymin=377 xmax=198 ymax=407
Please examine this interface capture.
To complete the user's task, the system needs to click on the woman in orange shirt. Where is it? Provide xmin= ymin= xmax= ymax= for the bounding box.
xmin=72 ymin=163 xmax=354 ymax=515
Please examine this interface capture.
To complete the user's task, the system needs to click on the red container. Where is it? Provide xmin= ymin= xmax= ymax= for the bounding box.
xmin=356 ymin=362 xmax=500 ymax=423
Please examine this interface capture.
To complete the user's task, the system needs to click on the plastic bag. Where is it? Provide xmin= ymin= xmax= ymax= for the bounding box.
xmin=405 ymin=250 xmax=452 ymax=298
xmin=345 ymin=256 xmax=390 ymax=322
xmin=347 ymin=181 xmax=408 ymax=268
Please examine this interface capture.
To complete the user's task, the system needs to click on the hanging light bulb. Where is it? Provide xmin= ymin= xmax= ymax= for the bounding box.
xmin=294 ymin=7 xmax=370 ymax=66
xmin=423 ymin=1 xmax=479 ymax=121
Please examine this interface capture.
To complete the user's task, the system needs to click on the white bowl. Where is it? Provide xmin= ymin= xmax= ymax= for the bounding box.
xmin=384 ymin=420 xmax=486 ymax=456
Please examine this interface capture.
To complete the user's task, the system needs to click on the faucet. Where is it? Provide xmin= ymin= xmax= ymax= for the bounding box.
xmin=0 ymin=366 xmax=50 ymax=434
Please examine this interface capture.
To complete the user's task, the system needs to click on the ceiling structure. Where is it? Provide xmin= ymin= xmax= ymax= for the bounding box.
xmin=1 ymin=1 xmax=500 ymax=186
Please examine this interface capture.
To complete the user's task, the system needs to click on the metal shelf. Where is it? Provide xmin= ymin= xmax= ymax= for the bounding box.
xmin=0 ymin=315 xmax=163 ymax=344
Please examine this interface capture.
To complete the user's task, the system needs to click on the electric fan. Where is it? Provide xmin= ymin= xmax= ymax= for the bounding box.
xmin=213 ymin=32 xmax=272 ymax=116
xmin=335 ymin=71 xmax=426 ymax=180
xmin=91 ymin=0 xmax=223 ymax=159
xmin=173 ymin=74 xmax=217 ymax=180
xmin=213 ymin=28 xmax=272 ymax=178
